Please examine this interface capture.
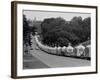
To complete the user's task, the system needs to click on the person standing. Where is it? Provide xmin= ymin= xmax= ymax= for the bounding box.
xmin=57 ymin=46 xmax=62 ymax=55
xmin=66 ymin=43 xmax=74 ymax=56
xmin=75 ymin=44 xmax=85 ymax=57
xmin=85 ymin=45 xmax=91 ymax=57
xmin=62 ymin=46 xmax=66 ymax=56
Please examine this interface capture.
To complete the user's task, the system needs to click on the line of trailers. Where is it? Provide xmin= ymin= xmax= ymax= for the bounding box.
xmin=34 ymin=35 xmax=91 ymax=60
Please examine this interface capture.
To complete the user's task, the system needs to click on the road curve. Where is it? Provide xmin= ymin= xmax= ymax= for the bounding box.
xmin=30 ymin=36 xmax=91 ymax=68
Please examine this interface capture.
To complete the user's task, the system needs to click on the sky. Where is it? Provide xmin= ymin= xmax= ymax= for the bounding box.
xmin=23 ymin=10 xmax=90 ymax=21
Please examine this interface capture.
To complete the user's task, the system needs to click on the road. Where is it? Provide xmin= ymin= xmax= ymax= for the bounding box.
xmin=23 ymin=53 xmax=49 ymax=69
xmin=30 ymin=36 xmax=91 ymax=68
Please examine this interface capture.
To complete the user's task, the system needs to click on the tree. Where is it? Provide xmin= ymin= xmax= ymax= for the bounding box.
xmin=41 ymin=16 xmax=91 ymax=47
xmin=82 ymin=17 xmax=91 ymax=40
xmin=23 ymin=15 xmax=32 ymax=46
xmin=23 ymin=15 xmax=29 ymax=44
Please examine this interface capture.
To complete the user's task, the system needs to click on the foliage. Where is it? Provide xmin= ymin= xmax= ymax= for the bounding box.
xmin=41 ymin=16 xmax=91 ymax=46
xmin=23 ymin=15 xmax=36 ymax=45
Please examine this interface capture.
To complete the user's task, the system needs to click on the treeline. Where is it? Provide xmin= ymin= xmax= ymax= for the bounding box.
xmin=23 ymin=15 xmax=36 ymax=45
xmin=41 ymin=16 xmax=91 ymax=47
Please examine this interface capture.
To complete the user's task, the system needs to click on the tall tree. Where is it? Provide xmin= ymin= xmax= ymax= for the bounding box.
xmin=41 ymin=16 xmax=91 ymax=46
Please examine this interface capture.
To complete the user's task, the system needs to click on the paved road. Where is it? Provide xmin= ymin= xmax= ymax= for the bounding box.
xmin=23 ymin=52 xmax=49 ymax=69
xmin=30 ymin=36 xmax=91 ymax=68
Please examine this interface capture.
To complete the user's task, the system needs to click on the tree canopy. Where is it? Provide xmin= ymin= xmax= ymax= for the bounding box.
xmin=23 ymin=15 xmax=36 ymax=45
xmin=41 ymin=16 xmax=91 ymax=47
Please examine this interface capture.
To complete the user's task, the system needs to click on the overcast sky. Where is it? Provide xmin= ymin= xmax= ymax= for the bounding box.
xmin=23 ymin=10 xmax=90 ymax=21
